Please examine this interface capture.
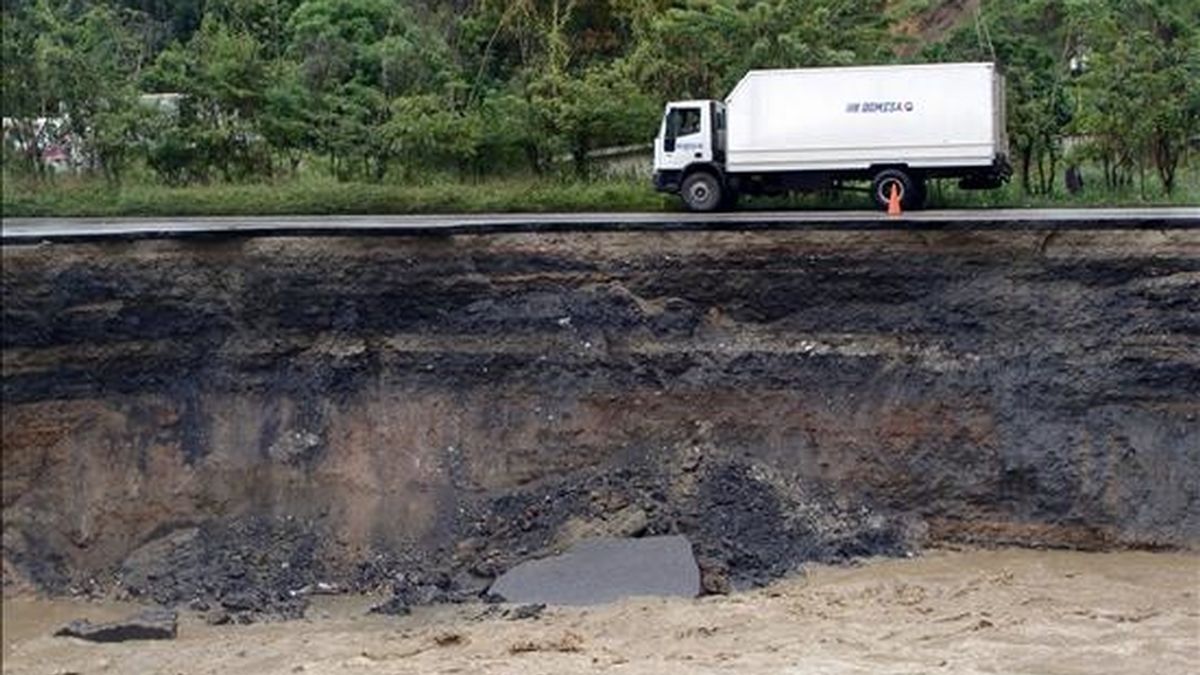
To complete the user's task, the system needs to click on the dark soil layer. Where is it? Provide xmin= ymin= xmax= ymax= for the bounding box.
xmin=3 ymin=229 xmax=1198 ymax=618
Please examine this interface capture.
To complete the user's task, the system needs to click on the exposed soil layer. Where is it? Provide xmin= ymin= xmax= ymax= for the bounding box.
xmin=3 ymin=229 xmax=1198 ymax=617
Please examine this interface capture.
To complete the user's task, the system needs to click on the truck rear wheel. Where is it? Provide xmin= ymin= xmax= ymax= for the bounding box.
xmin=681 ymin=171 xmax=722 ymax=212
xmin=871 ymin=169 xmax=915 ymax=211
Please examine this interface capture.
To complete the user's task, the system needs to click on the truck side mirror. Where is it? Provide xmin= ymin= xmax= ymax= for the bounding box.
xmin=664 ymin=137 xmax=676 ymax=152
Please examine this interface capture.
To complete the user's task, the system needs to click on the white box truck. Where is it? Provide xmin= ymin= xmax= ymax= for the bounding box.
xmin=652 ymin=62 xmax=1010 ymax=211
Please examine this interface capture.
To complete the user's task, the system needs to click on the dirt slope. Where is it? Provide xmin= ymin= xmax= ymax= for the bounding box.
xmin=3 ymin=228 xmax=1198 ymax=606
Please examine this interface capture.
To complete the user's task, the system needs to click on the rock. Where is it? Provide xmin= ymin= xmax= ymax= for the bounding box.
xmin=291 ymin=581 xmax=340 ymax=596
xmin=220 ymin=591 xmax=260 ymax=612
xmin=554 ymin=505 xmax=649 ymax=549
xmin=489 ymin=535 xmax=700 ymax=606
xmin=447 ymin=571 xmax=492 ymax=602
xmin=506 ymin=603 xmax=545 ymax=620
xmin=697 ymin=557 xmax=731 ymax=596
xmin=367 ymin=597 xmax=411 ymax=616
xmin=55 ymin=608 xmax=177 ymax=642
xmin=204 ymin=608 xmax=231 ymax=625
xmin=453 ymin=538 xmax=484 ymax=561
xmin=433 ymin=632 xmax=466 ymax=647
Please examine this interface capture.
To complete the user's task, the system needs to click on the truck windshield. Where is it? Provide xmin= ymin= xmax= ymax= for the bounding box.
xmin=665 ymin=107 xmax=701 ymax=139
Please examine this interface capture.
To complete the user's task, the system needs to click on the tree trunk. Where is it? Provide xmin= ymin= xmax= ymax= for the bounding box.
xmin=1019 ymin=143 xmax=1033 ymax=195
xmin=1036 ymin=152 xmax=1046 ymax=196
xmin=1155 ymin=134 xmax=1177 ymax=194
xmin=572 ymin=145 xmax=588 ymax=180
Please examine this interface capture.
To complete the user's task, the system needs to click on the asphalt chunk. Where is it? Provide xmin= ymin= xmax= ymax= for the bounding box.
xmin=489 ymin=536 xmax=700 ymax=606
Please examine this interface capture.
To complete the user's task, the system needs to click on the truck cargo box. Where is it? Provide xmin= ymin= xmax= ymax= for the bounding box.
xmin=724 ymin=62 xmax=1007 ymax=173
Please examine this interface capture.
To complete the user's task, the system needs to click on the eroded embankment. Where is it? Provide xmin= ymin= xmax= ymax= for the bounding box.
xmin=3 ymin=228 xmax=1198 ymax=616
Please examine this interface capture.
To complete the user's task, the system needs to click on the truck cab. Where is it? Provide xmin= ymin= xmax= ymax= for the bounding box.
xmin=653 ymin=100 xmax=726 ymax=209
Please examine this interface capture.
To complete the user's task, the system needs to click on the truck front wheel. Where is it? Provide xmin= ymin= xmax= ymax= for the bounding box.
xmin=681 ymin=171 xmax=723 ymax=212
xmin=870 ymin=169 xmax=916 ymax=211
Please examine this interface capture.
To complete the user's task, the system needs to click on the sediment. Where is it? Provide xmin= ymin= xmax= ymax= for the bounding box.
xmin=3 ymin=228 xmax=1197 ymax=618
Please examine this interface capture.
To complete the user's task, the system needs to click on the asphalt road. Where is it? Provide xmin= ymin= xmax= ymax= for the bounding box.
xmin=3 ymin=207 xmax=1198 ymax=243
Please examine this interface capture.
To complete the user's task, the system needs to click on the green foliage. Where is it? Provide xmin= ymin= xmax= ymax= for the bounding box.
xmin=927 ymin=0 xmax=1198 ymax=197
xmin=2 ymin=1 xmax=146 ymax=181
xmin=923 ymin=0 xmax=1073 ymax=195
xmin=1067 ymin=0 xmax=1200 ymax=194
xmin=628 ymin=0 xmax=892 ymax=98
xmin=2 ymin=0 xmax=1196 ymax=203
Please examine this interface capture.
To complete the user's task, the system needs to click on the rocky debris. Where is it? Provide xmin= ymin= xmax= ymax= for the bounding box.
xmin=55 ymin=608 xmax=177 ymax=642
xmin=204 ymin=608 xmax=233 ymax=625
xmin=454 ymin=457 xmax=914 ymax=595
xmin=697 ymin=557 xmax=732 ymax=595
xmin=367 ymin=597 xmax=411 ymax=616
xmin=508 ymin=631 xmax=584 ymax=654
xmin=489 ymin=536 xmax=700 ymax=606
xmin=506 ymin=603 xmax=546 ymax=620
xmin=354 ymin=455 xmax=916 ymax=615
xmin=118 ymin=518 xmax=326 ymax=623
xmin=368 ymin=568 xmax=490 ymax=616
xmin=1 ymin=553 xmax=38 ymax=595
xmin=105 ymin=456 xmax=911 ymax=622
xmin=469 ymin=602 xmax=547 ymax=621
xmin=553 ymin=505 xmax=649 ymax=550
xmin=688 ymin=463 xmax=911 ymax=588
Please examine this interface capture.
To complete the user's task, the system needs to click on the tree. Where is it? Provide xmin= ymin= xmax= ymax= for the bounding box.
xmin=286 ymin=0 xmax=462 ymax=179
xmin=385 ymin=94 xmax=482 ymax=177
xmin=2 ymin=1 xmax=59 ymax=178
xmin=627 ymin=0 xmax=892 ymax=99
xmin=144 ymin=16 xmax=273 ymax=181
xmin=1070 ymin=0 xmax=1199 ymax=194
xmin=260 ymin=63 xmax=317 ymax=175
xmin=7 ymin=2 xmax=148 ymax=182
xmin=923 ymin=0 xmax=1073 ymax=195
xmin=526 ymin=62 xmax=657 ymax=177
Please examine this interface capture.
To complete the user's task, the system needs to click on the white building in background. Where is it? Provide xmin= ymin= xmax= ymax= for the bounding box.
xmin=2 ymin=94 xmax=184 ymax=174
xmin=2 ymin=115 xmax=78 ymax=173
xmin=139 ymin=92 xmax=184 ymax=117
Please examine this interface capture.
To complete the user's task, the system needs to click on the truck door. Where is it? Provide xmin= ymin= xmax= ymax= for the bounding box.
xmin=657 ymin=104 xmax=709 ymax=171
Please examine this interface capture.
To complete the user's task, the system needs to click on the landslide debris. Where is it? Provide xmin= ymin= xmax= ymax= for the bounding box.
xmin=111 ymin=456 xmax=913 ymax=620
xmin=117 ymin=519 xmax=327 ymax=622
xmin=364 ymin=454 xmax=914 ymax=614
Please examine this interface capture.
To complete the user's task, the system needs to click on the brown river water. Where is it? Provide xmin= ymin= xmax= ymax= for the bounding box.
xmin=3 ymin=548 xmax=1198 ymax=675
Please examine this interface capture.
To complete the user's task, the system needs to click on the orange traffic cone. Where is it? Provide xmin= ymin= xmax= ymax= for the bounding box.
xmin=887 ymin=183 xmax=902 ymax=216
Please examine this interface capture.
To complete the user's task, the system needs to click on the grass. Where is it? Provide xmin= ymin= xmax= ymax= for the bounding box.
xmin=2 ymin=164 xmax=1196 ymax=218
xmin=927 ymin=167 xmax=1200 ymax=209
xmin=0 ymin=175 xmax=671 ymax=218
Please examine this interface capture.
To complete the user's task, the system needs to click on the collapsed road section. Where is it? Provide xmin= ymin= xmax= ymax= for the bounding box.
xmin=2 ymin=224 xmax=1198 ymax=619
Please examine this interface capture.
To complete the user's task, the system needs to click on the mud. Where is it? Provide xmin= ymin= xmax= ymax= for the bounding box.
xmin=2 ymin=229 xmax=1199 ymax=617
xmin=4 ymin=548 xmax=1197 ymax=675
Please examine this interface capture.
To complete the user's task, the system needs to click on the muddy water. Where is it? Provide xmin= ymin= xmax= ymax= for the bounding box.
xmin=3 ymin=548 xmax=1197 ymax=675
